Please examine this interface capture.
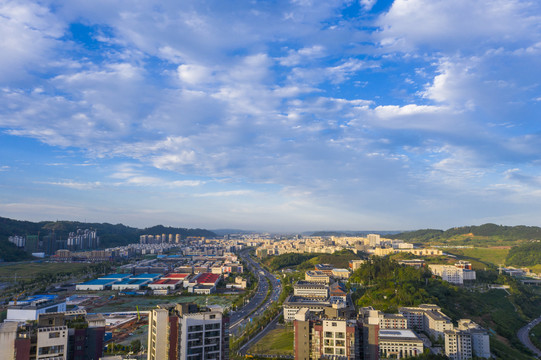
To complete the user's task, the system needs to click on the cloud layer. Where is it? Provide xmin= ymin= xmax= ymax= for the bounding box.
xmin=1 ymin=0 xmax=541 ymax=231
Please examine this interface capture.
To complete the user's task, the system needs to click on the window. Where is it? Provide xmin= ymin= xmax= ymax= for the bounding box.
xmin=324 ymin=332 xmax=333 ymax=338
xmin=49 ymin=332 xmax=60 ymax=339
xmin=189 ymin=325 xmax=204 ymax=332
xmin=324 ymin=339 xmax=334 ymax=346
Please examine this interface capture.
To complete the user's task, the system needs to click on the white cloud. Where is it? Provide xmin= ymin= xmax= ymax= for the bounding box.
xmin=194 ymin=190 xmax=254 ymax=197
xmin=39 ymin=181 xmax=102 ymax=190
xmin=278 ymin=45 xmax=326 ymax=66
xmin=177 ymin=64 xmax=212 ymax=84
xmin=0 ymin=1 xmax=64 ymax=83
xmin=360 ymin=0 xmax=377 ymax=11
xmin=377 ymin=0 xmax=541 ymax=53
xmin=1 ymin=0 xmax=541 ymax=230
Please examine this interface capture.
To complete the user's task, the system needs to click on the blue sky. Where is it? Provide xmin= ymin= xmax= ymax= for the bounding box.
xmin=1 ymin=0 xmax=541 ymax=232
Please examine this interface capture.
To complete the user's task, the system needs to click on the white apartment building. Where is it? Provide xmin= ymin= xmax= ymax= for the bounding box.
xmin=399 ymin=305 xmax=453 ymax=340
xmin=367 ymin=234 xmax=381 ymax=247
xmin=429 ymin=265 xmax=476 ymax=285
xmin=457 ymin=319 xmax=491 ymax=359
xmin=179 ymin=309 xmax=226 ymax=360
xmin=445 ymin=329 xmax=473 ymax=360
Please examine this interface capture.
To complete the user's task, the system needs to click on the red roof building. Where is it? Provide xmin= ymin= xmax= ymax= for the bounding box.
xmin=196 ymin=273 xmax=221 ymax=285
xmin=163 ymin=273 xmax=189 ymax=279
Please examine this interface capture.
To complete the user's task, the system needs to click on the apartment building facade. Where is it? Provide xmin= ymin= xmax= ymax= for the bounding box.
xmin=147 ymin=303 xmax=229 ymax=360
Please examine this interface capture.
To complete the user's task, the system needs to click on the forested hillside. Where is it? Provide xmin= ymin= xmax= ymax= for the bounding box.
xmin=506 ymin=241 xmax=541 ymax=267
xmin=390 ymin=223 xmax=541 ymax=245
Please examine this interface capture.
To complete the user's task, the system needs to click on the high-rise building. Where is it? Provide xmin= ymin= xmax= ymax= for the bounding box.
xmin=147 ymin=303 xmax=229 ymax=360
xmin=367 ymin=234 xmax=381 ymax=247
xmin=444 ymin=329 xmax=472 ymax=360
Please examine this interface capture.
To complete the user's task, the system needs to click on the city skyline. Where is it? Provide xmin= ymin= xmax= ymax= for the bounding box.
xmin=1 ymin=0 xmax=541 ymax=232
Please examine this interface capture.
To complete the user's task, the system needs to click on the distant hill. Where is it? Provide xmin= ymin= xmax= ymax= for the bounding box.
xmin=0 ymin=216 xmax=217 ymax=261
xmin=211 ymin=229 xmax=257 ymax=236
xmin=308 ymin=230 xmax=403 ymax=237
xmin=389 ymin=223 xmax=541 ymax=246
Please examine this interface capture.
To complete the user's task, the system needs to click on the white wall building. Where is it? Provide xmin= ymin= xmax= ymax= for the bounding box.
xmin=445 ymin=329 xmax=472 ymax=360
xmin=36 ymin=326 xmax=68 ymax=360
xmin=293 ymin=281 xmax=329 ymax=298
xmin=379 ymin=329 xmax=423 ymax=359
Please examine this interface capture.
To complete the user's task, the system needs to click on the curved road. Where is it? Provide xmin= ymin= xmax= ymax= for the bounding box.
xmin=229 ymin=250 xmax=281 ymax=336
xmin=517 ymin=316 xmax=541 ymax=358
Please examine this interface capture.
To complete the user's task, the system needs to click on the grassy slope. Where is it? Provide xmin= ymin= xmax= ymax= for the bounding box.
xmin=445 ymin=248 xmax=509 ymax=267
xmin=248 ymin=327 xmax=294 ymax=356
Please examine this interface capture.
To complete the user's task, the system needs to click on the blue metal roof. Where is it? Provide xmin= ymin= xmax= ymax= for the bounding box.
xmin=98 ymin=273 xmax=132 ymax=280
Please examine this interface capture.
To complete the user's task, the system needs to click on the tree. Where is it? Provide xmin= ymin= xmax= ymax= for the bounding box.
xmin=130 ymin=339 xmax=141 ymax=353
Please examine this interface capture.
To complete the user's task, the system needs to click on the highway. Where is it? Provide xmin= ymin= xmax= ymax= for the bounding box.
xmin=229 ymin=250 xmax=282 ymax=335
xmin=517 ymin=315 xmax=541 ymax=358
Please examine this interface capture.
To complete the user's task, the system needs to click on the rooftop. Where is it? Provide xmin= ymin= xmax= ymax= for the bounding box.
xmin=79 ymin=279 xmax=117 ymax=286
xmin=99 ymin=273 xmax=131 ymax=280
xmin=379 ymin=329 xmax=420 ymax=340
xmin=196 ymin=273 xmax=220 ymax=284
xmin=131 ymin=273 xmax=162 ymax=279
xmin=115 ymin=279 xmax=149 ymax=285
xmin=151 ymin=279 xmax=181 ymax=285
xmin=163 ymin=273 xmax=189 ymax=279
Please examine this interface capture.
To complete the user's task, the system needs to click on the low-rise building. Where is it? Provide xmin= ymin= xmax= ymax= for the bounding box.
xmin=331 ymin=268 xmax=350 ymax=280
xmin=429 ymin=265 xmax=476 ymax=285
xmin=6 ymin=295 xmax=67 ymax=323
xmin=379 ymin=329 xmax=423 ymax=358
xmin=349 ymin=259 xmax=366 ymax=271
xmin=293 ymin=281 xmax=329 ymax=298
xmin=283 ymin=296 xmax=331 ymax=321
xmin=111 ymin=278 xmax=151 ymax=291
xmin=305 ymin=271 xmax=331 ymax=284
